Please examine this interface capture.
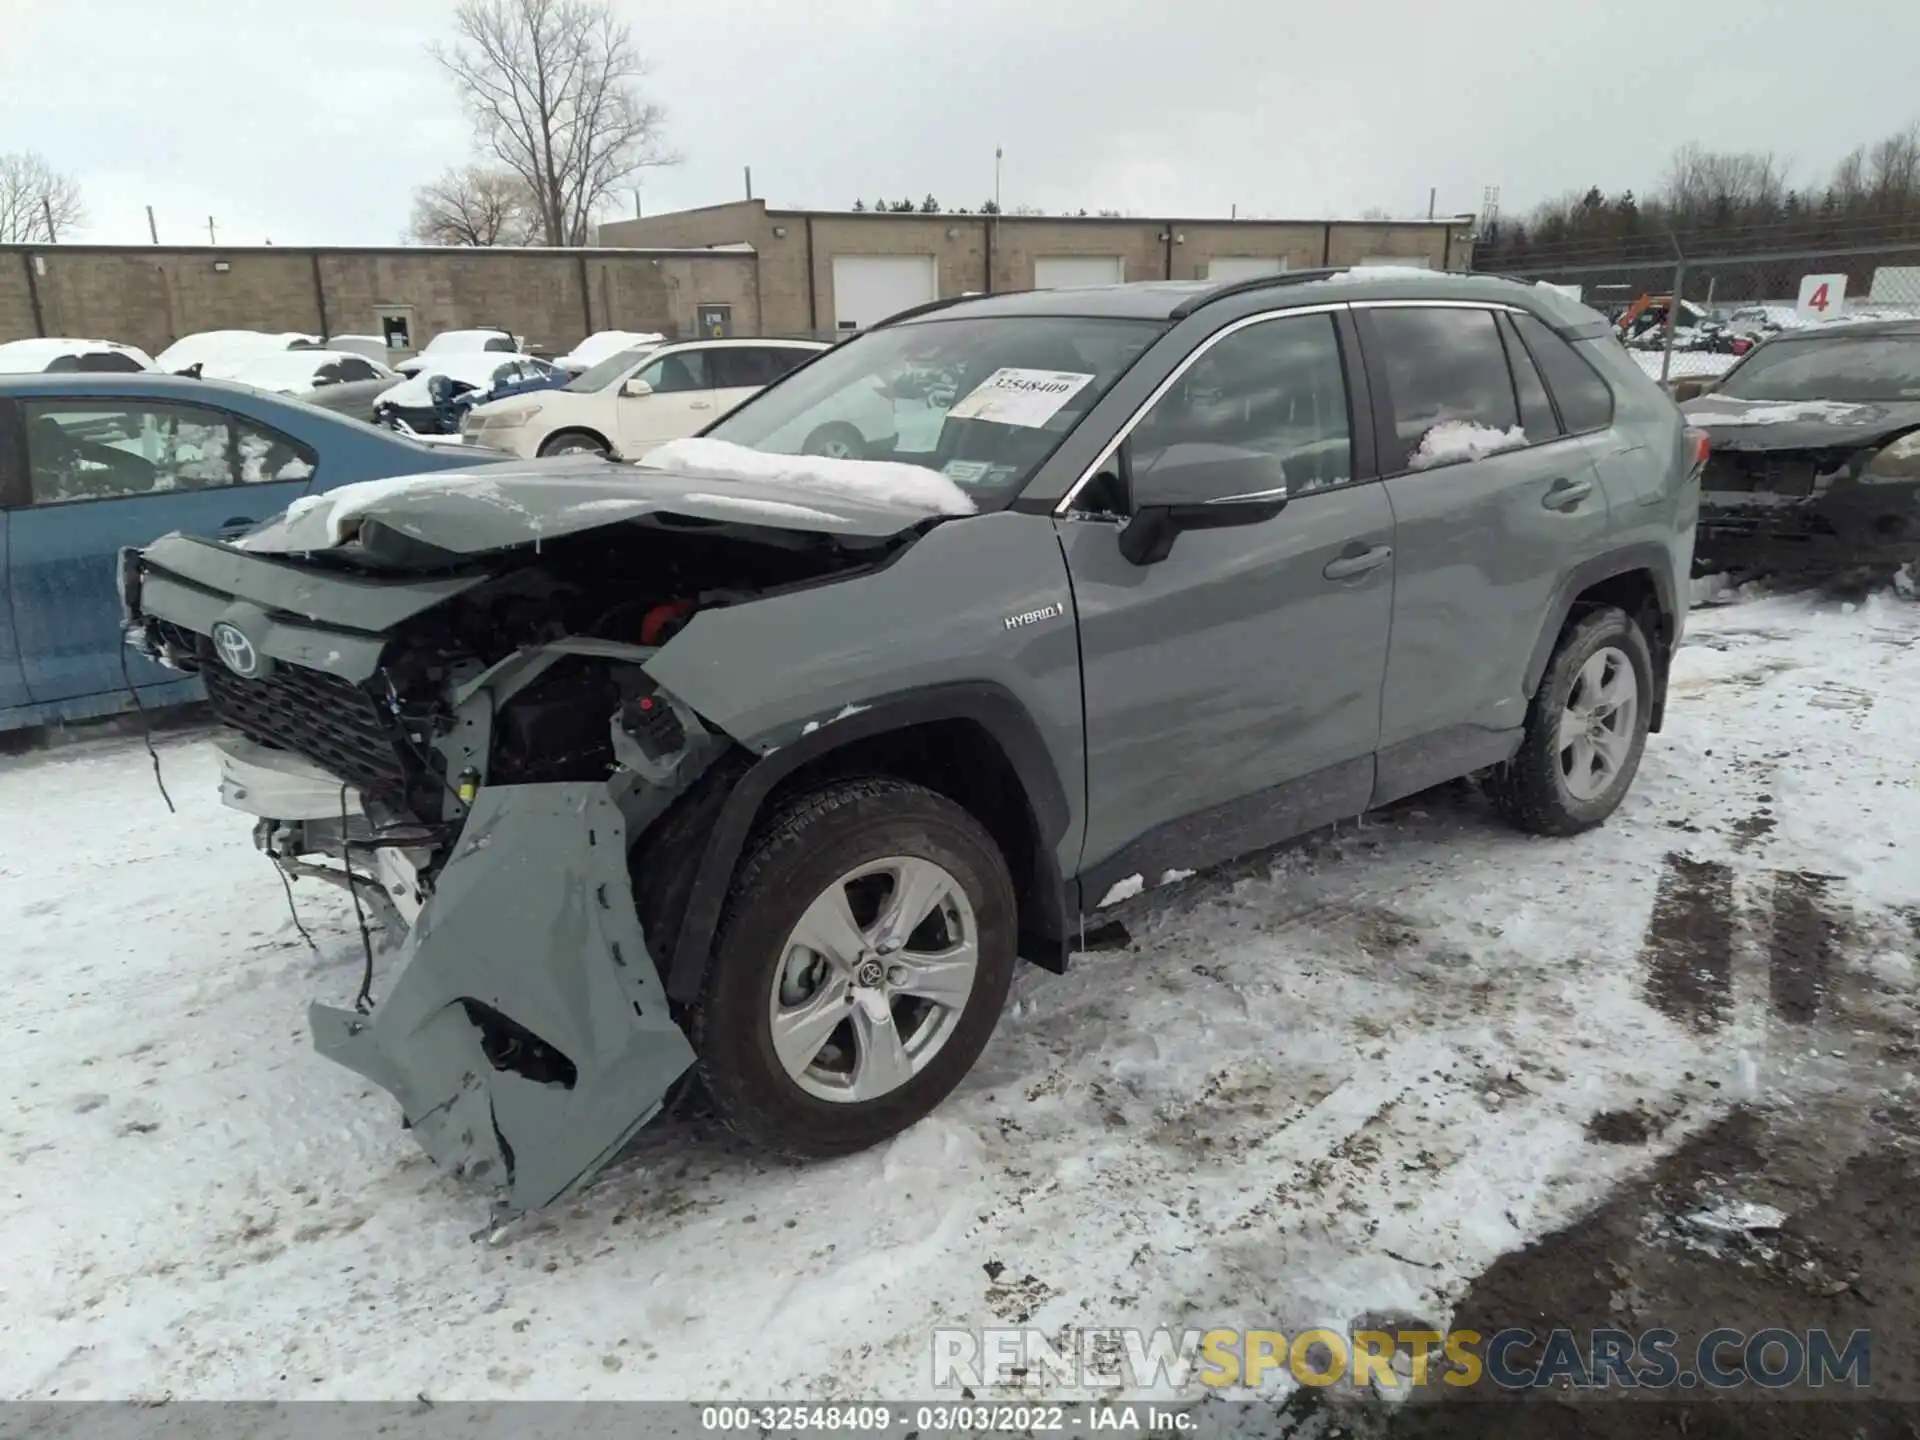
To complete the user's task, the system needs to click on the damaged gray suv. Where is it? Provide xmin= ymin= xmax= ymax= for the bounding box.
xmin=123 ymin=269 xmax=1700 ymax=1217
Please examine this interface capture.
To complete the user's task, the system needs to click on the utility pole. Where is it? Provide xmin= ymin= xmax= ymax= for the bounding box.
xmin=207 ymin=215 xmax=217 ymax=245
xmin=42 ymin=196 xmax=57 ymax=242
xmin=1428 ymin=187 xmax=1437 ymax=220
xmin=146 ymin=205 xmax=159 ymax=244
xmin=1231 ymin=203 xmax=1237 ymax=220
xmin=633 ymin=184 xmax=641 ymax=218
xmin=744 ymin=165 xmax=753 ymax=201
xmin=994 ymin=147 xmax=1003 ymax=214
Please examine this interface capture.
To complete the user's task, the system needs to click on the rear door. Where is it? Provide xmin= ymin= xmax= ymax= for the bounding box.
xmin=8 ymin=396 xmax=316 ymax=705
xmin=1357 ymin=302 xmax=1611 ymax=795
xmin=615 ymin=347 xmax=716 ymax=454
xmin=707 ymin=346 xmax=787 ymax=421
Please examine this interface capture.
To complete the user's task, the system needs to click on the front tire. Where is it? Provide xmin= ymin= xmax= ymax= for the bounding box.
xmin=800 ymin=422 xmax=867 ymax=460
xmin=538 ymin=429 xmax=610 ymax=458
xmin=691 ymin=778 xmax=1017 ymax=1158
xmin=1487 ymin=605 xmax=1653 ymax=836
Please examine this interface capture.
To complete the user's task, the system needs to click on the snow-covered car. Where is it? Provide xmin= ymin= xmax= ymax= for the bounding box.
xmin=321 ymin=334 xmax=391 ymax=363
xmin=372 ymin=352 xmax=560 ymax=435
xmin=392 ymin=328 xmax=522 ymax=378
xmin=459 ymin=337 xmax=832 ymax=458
xmin=553 ymin=329 xmax=667 ymax=376
xmin=1679 ymin=318 xmax=1920 ymax=572
xmin=155 ymin=330 xmax=322 ymax=377
xmin=220 ymin=349 xmax=398 ymax=395
xmin=0 ymin=337 xmax=156 ymax=373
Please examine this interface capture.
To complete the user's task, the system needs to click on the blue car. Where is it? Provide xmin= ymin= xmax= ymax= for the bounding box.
xmin=0 ymin=373 xmax=510 ymax=730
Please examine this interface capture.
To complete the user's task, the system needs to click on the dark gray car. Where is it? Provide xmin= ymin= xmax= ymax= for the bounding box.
xmin=123 ymin=269 xmax=1700 ymax=1218
xmin=1676 ymin=320 xmax=1920 ymax=572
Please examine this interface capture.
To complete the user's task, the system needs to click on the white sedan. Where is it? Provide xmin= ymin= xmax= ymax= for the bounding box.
xmin=0 ymin=337 xmax=156 ymax=373
xmin=218 ymin=349 xmax=399 ymax=394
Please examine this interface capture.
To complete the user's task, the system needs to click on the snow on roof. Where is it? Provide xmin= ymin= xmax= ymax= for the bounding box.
xmin=1326 ymin=263 xmax=1454 ymax=283
xmin=155 ymin=330 xmax=320 ymax=374
xmin=419 ymin=328 xmax=518 ymax=353
xmin=0 ymin=337 xmax=156 ymax=373
xmin=637 ymin=437 xmax=977 ymax=517
xmin=556 ymin=330 xmax=667 ymax=368
xmin=219 ymin=350 xmax=394 ymax=392
xmin=378 ymin=352 xmax=544 ymax=407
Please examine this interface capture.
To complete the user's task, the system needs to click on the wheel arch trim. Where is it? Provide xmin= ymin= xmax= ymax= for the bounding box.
xmin=662 ymin=680 xmax=1072 ymax=1004
xmin=1524 ymin=544 xmax=1679 ymax=726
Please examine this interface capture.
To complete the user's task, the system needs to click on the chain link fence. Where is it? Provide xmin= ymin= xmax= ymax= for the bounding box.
xmin=1490 ymin=243 xmax=1920 ymax=391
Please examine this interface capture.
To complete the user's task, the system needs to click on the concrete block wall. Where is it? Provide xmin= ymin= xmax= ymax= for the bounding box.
xmin=599 ymin=202 xmax=1477 ymax=336
xmin=0 ymin=245 xmax=760 ymax=358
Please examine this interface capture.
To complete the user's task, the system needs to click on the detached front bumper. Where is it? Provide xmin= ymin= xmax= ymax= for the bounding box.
xmin=312 ymin=781 xmax=695 ymax=1218
xmin=1697 ymin=473 xmax=1920 ymax=569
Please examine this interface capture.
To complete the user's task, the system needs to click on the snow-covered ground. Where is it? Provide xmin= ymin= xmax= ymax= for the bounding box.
xmin=2 ymin=587 xmax=1916 ymax=1402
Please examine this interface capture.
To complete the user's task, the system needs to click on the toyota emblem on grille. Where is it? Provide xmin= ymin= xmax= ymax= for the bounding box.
xmin=211 ymin=621 xmax=262 ymax=678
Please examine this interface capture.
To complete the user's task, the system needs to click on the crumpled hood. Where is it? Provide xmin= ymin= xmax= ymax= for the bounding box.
xmin=235 ymin=451 xmax=974 ymax=557
xmin=1680 ymin=396 xmax=1920 ymax=452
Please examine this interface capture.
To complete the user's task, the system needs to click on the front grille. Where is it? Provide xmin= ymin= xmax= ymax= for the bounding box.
xmin=201 ymin=657 xmax=412 ymax=802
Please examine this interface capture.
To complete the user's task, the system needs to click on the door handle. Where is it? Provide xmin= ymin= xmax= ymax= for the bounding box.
xmin=689 ymin=400 xmax=713 ymax=410
xmin=1542 ymin=477 xmax=1593 ymax=511
xmin=1322 ymin=543 xmax=1393 ymax=580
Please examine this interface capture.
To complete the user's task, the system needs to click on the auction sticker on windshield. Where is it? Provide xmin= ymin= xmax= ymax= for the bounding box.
xmin=947 ymin=368 xmax=1094 ymax=428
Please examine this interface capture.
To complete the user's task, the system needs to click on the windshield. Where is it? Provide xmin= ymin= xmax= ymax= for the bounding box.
xmin=565 ymin=346 xmax=656 ymax=392
xmin=1719 ymin=336 xmax=1920 ymax=402
xmin=701 ymin=315 xmax=1162 ymax=508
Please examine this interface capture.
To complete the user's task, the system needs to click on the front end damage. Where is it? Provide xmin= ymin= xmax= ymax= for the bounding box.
xmin=1685 ymin=402 xmax=1920 ymax=574
xmin=124 ymin=472 xmax=926 ymax=1215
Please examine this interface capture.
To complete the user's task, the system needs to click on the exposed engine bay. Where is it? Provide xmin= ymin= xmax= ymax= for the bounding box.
xmin=127 ymin=503 xmax=918 ymax=1219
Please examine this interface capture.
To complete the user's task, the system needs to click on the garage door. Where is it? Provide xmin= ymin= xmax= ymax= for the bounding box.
xmin=1033 ymin=256 xmax=1125 ymax=289
xmin=1204 ymin=256 xmax=1287 ymax=282
xmin=832 ymin=255 xmax=938 ymax=332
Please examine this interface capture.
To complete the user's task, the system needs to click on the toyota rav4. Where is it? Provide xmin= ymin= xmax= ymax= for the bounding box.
xmin=123 ymin=269 xmax=1700 ymax=1218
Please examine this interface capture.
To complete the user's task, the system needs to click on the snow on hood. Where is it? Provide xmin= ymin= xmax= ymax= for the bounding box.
xmin=636 ymin=438 xmax=977 ymax=517
xmin=1408 ymin=421 xmax=1528 ymax=469
xmin=1685 ymin=399 xmax=1884 ymax=428
xmin=0 ymin=337 xmax=156 ymax=372
xmin=234 ymin=453 xmax=965 ymax=556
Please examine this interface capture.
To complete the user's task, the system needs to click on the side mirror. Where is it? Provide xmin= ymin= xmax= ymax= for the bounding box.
xmin=1671 ymin=377 xmax=1713 ymax=403
xmin=622 ymin=377 xmax=654 ymax=398
xmin=1117 ymin=443 xmax=1290 ymax=566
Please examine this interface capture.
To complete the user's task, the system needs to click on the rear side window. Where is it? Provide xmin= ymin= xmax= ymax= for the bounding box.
xmin=1498 ymin=313 xmax=1562 ymax=439
xmin=709 ymin=348 xmax=782 ymax=388
xmin=1366 ymin=307 xmax=1521 ymax=472
xmin=768 ymin=346 xmax=817 ymax=377
xmin=1511 ymin=312 xmax=1614 ymax=433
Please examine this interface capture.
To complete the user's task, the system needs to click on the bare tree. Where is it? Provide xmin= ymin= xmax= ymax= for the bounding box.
xmin=432 ymin=0 xmax=676 ymax=246
xmin=0 ymin=150 xmax=85 ymax=242
xmin=407 ymin=164 xmax=540 ymax=245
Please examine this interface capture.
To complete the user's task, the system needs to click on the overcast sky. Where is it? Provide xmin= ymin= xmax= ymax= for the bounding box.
xmin=4 ymin=0 xmax=1918 ymax=246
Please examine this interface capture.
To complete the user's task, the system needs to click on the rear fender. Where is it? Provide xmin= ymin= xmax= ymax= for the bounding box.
xmin=1524 ymin=544 xmax=1680 ymax=731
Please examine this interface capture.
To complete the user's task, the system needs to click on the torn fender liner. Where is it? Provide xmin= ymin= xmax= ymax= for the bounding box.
xmin=311 ymin=782 xmax=694 ymax=1216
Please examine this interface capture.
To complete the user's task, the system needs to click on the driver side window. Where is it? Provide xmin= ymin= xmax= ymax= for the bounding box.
xmin=1128 ymin=313 xmax=1353 ymax=501
xmin=636 ymin=350 xmax=710 ymax=394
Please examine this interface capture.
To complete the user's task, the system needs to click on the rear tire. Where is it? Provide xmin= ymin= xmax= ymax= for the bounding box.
xmin=538 ymin=429 xmax=609 ymax=458
xmin=691 ymin=778 xmax=1017 ymax=1158
xmin=1487 ymin=605 xmax=1653 ymax=837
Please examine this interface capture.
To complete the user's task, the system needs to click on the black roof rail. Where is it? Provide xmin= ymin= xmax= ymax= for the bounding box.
xmin=870 ymin=293 xmax=984 ymax=329
xmin=1168 ymin=264 xmax=1491 ymax=320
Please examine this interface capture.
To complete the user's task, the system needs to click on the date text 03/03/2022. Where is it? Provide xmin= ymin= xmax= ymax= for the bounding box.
xmin=700 ymin=1404 xmax=1193 ymax=1433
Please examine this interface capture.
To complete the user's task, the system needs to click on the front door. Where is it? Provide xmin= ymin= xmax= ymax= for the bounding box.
xmin=616 ymin=347 xmax=716 ymax=454
xmin=6 ymin=396 xmax=316 ymax=706
xmin=1058 ymin=310 xmax=1396 ymax=886
xmin=1356 ymin=304 xmax=1613 ymax=765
